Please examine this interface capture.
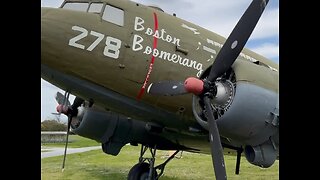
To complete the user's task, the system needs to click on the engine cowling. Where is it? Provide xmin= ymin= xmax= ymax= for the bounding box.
xmin=71 ymin=106 xmax=187 ymax=155
xmin=244 ymin=140 xmax=277 ymax=168
xmin=193 ymin=65 xmax=278 ymax=145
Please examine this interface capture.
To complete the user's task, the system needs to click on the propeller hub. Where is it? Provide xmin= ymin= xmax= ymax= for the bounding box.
xmin=184 ymin=77 xmax=204 ymax=95
xmin=212 ymin=80 xmax=235 ymax=109
xmin=56 ymin=104 xmax=69 ymax=115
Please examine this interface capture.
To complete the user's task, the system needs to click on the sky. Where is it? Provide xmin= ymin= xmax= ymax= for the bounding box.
xmin=41 ymin=0 xmax=279 ymax=122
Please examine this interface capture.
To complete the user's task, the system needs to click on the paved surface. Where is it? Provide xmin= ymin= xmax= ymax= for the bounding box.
xmin=41 ymin=146 xmax=101 ymax=159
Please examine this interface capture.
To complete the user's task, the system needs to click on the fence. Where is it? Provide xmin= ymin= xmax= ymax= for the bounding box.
xmin=41 ymin=131 xmax=71 ymax=143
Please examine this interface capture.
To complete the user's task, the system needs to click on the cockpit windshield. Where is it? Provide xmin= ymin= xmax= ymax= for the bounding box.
xmin=62 ymin=2 xmax=88 ymax=12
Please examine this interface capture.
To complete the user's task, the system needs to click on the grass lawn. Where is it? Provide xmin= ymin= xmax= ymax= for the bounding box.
xmin=41 ymin=144 xmax=279 ymax=180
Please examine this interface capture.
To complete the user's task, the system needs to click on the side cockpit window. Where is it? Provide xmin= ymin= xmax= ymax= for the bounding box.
xmin=62 ymin=2 xmax=89 ymax=12
xmin=62 ymin=2 xmax=125 ymax=27
xmin=88 ymin=3 xmax=103 ymax=13
xmin=102 ymin=5 xmax=124 ymax=26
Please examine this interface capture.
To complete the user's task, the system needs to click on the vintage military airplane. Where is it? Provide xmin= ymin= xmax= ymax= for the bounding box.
xmin=41 ymin=0 xmax=278 ymax=179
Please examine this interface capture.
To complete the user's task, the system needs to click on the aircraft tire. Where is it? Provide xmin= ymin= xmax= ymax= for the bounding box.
xmin=127 ymin=162 xmax=158 ymax=180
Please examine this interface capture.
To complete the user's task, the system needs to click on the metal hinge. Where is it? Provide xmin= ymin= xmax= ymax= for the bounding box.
xmin=265 ymin=108 xmax=279 ymax=127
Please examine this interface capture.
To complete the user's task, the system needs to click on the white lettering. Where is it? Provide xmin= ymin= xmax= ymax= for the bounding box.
xmin=131 ymin=17 xmax=203 ymax=77
xmin=133 ymin=17 xmax=181 ymax=47
xmin=132 ymin=34 xmax=144 ymax=51
xmin=196 ymin=63 xmax=202 ymax=71
xmin=153 ymin=48 xmax=159 ymax=57
xmin=145 ymin=28 xmax=153 ymax=36
xmin=87 ymin=31 xmax=104 ymax=51
xmin=172 ymin=38 xmax=180 ymax=47
xmin=181 ymin=23 xmax=200 ymax=35
xmin=182 ymin=58 xmax=189 ymax=66
xmin=159 ymin=51 xmax=171 ymax=60
xmin=153 ymin=30 xmax=160 ymax=39
xmin=213 ymin=41 xmax=222 ymax=48
xmin=178 ymin=56 xmax=183 ymax=65
xmin=69 ymin=26 xmax=88 ymax=49
xmin=143 ymin=46 xmax=152 ymax=55
xmin=135 ymin=46 xmax=203 ymax=77
xmin=197 ymin=69 xmax=203 ymax=77
xmin=104 ymin=37 xmax=121 ymax=59
xmin=160 ymin=29 xmax=166 ymax=40
xmin=165 ymin=35 xmax=172 ymax=43
xmin=203 ymin=46 xmax=216 ymax=54
xmin=170 ymin=54 xmax=177 ymax=62
xmin=189 ymin=60 xmax=197 ymax=69
xmin=134 ymin=17 xmax=145 ymax=31
xmin=68 ymin=26 xmax=122 ymax=59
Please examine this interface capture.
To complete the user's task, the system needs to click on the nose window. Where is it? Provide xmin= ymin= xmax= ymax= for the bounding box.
xmin=102 ymin=5 xmax=124 ymax=26
xmin=61 ymin=2 xmax=124 ymax=27
xmin=88 ymin=3 xmax=103 ymax=13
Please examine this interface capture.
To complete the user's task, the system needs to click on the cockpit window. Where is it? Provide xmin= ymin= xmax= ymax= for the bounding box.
xmin=102 ymin=5 xmax=124 ymax=26
xmin=62 ymin=2 xmax=89 ymax=12
xmin=88 ymin=3 xmax=103 ymax=13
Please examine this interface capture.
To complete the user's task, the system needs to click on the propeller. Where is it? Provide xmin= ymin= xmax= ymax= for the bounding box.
xmin=55 ymin=91 xmax=71 ymax=107
xmin=203 ymin=96 xmax=226 ymax=179
xmin=147 ymin=80 xmax=188 ymax=96
xmin=147 ymin=0 xmax=269 ymax=179
xmin=62 ymin=110 xmax=72 ymax=171
xmin=207 ymin=0 xmax=269 ymax=83
xmin=55 ymin=92 xmax=84 ymax=171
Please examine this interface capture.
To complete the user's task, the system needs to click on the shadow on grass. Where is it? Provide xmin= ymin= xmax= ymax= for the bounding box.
xmin=84 ymin=166 xmax=186 ymax=180
xmin=42 ymin=146 xmax=278 ymax=180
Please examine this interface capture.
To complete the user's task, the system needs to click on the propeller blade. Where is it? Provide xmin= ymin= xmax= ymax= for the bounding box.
xmin=147 ymin=77 xmax=205 ymax=96
xmin=208 ymin=0 xmax=269 ymax=82
xmin=62 ymin=114 xmax=72 ymax=171
xmin=146 ymin=0 xmax=269 ymax=97
xmin=147 ymin=81 xmax=187 ymax=96
xmin=203 ymin=96 xmax=226 ymax=180
xmin=71 ymin=97 xmax=84 ymax=110
xmin=61 ymin=96 xmax=84 ymax=171
xmin=55 ymin=92 xmax=71 ymax=107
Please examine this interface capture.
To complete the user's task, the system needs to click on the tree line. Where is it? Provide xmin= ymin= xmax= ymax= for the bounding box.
xmin=41 ymin=119 xmax=67 ymax=131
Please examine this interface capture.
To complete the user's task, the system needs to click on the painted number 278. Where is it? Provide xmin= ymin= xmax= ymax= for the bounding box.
xmin=68 ymin=26 xmax=122 ymax=59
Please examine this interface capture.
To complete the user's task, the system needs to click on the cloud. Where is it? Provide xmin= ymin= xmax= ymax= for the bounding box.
xmin=251 ymin=8 xmax=279 ymax=40
xmin=134 ymin=0 xmax=250 ymax=37
xmin=250 ymin=43 xmax=279 ymax=62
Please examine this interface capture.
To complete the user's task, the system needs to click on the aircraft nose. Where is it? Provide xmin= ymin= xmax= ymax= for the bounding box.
xmin=41 ymin=7 xmax=56 ymax=67
xmin=41 ymin=7 xmax=70 ymax=69
xmin=41 ymin=7 xmax=50 ymax=16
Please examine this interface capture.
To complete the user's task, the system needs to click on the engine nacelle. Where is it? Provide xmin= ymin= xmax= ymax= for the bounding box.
xmin=193 ymin=67 xmax=278 ymax=145
xmin=71 ymin=107 xmax=185 ymax=156
xmin=244 ymin=140 xmax=277 ymax=168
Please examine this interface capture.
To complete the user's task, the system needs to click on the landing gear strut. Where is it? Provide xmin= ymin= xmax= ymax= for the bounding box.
xmin=128 ymin=145 xmax=180 ymax=180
